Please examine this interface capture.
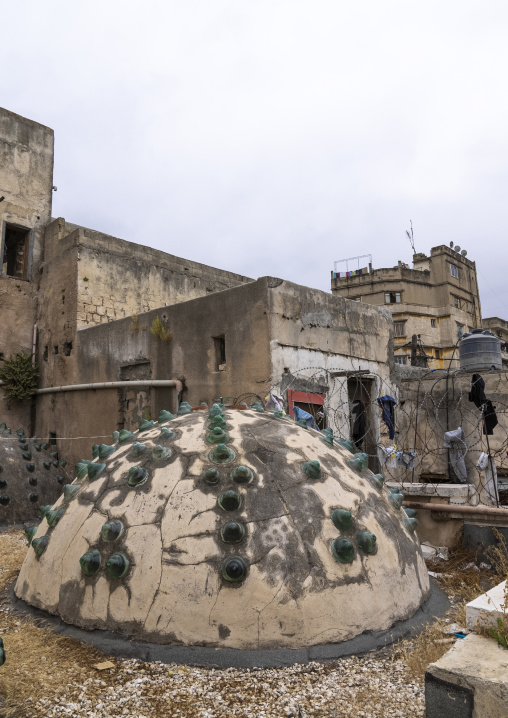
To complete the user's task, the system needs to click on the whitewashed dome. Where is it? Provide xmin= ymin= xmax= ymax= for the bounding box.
xmin=15 ymin=404 xmax=429 ymax=650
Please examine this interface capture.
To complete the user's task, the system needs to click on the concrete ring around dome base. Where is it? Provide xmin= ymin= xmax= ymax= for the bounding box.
xmin=11 ymin=580 xmax=448 ymax=668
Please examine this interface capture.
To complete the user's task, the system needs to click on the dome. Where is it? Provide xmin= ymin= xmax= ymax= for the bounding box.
xmin=0 ymin=423 xmax=64 ymax=524
xmin=15 ymin=406 xmax=429 ymax=651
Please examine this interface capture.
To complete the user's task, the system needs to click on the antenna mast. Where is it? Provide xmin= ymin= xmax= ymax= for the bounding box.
xmin=405 ymin=220 xmax=416 ymax=254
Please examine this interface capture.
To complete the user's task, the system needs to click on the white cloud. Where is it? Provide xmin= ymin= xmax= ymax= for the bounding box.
xmin=1 ymin=0 xmax=507 ymax=315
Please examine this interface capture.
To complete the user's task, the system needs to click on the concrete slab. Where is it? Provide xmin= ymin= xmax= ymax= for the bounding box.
xmin=426 ymin=634 xmax=508 ymax=718
xmin=466 ymin=580 xmax=507 ymax=630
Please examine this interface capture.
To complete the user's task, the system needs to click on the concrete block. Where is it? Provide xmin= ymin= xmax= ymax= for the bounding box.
xmin=466 ymin=580 xmax=507 ymax=630
xmin=425 ymin=634 xmax=508 ymax=718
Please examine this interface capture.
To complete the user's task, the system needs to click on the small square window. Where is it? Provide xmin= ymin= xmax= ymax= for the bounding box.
xmin=454 ymin=297 xmax=461 ymax=309
xmin=450 ymin=264 xmax=459 ymax=278
xmin=394 ymin=321 xmax=406 ymax=337
xmin=431 ymin=318 xmax=437 ymax=328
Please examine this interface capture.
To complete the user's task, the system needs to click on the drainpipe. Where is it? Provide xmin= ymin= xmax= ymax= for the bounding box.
xmin=403 ymin=501 xmax=508 ymax=518
xmin=32 ymin=324 xmax=37 ymax=366
xmin=34 ymin=379 xmax=183 ymax=395
xmin=0 ymin=379 xmax=183 ymax=394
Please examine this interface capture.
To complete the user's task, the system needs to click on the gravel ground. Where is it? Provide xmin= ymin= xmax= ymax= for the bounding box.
xmin=20 ymin=655 xmax=425 ymax=718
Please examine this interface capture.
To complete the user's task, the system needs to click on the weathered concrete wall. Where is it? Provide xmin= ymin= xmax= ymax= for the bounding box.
xmin=37 ymin=278 xmax=397 ymax=469
xmin=267 ymin=278 xmax=396 ymax=459
xmin=35 ymin=279 xmax=272 ymax=467
xmin=0 ymin=108 xmax=54 ymax=431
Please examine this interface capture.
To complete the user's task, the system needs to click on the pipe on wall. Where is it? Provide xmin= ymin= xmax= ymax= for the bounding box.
xmin=403 ymin=500 xmax=508 ymax=518
xmin=0 ymin=380 xmax=183 ymax=394
xmin=34 ymin=379 xmax=183 ymax=395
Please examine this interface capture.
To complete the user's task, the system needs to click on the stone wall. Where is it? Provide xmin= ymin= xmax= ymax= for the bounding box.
xmin=0 ymin=108 xmax=54 ymax=432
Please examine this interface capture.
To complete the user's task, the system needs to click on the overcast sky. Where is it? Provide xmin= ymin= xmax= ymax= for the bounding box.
xmin=2 ymin=1 xmax=508 ymax=318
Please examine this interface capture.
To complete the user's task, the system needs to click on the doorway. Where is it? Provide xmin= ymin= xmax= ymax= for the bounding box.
xmin=347 ymin=377 xmax=379 ymax=473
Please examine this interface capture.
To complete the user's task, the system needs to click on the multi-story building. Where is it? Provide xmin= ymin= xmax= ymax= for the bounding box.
xmin=331 ymin=245 xmax=482 ymax=368
xmin=482 ymin=317 xmax=508 ymax=361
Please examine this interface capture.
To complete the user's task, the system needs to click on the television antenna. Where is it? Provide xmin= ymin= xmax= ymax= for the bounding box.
xmin=405 ymin=220 xmax=416 ymax=254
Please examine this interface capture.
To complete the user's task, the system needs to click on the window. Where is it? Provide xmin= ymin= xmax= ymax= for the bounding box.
xmin=393 ymin=321 xmax=406 ymax=337
xmin=431 ymin=318 xmax=437 ymax=328
xmin=457 ymin=322 xmax=465 ymax=339
xmin=454 ymin=297 xmax=461 ymax=309
xmin=1 ymin=223 xmax=32 ymax=280
xmin=394 ymin=355 xmax=407 ymax=365
xmin=450 ymin=264 xmax=459 ymax=278
xmin=385 ymin=292 xmax=401 ymax=304
xmin=435 ymin=349 xmax=441 ymax=360
xmin=213 ymin=335 xmax=226 ymax=371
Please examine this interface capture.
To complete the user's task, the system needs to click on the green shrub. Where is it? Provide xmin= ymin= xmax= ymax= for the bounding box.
xmin=0 ymin=352 xmax=39 ymax=404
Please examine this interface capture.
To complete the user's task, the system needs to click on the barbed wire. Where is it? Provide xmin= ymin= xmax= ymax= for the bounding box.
xmin=264 ymin=365 xmax=508 ymax=508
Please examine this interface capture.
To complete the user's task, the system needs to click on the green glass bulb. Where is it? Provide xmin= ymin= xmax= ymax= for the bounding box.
xmin=302 ymin=460 xmax=321 ymax=480
xmin=221 ymin=555 xmax=247 ymax=583
xmin=32 ymin=535 xmax=49 ymax=557
xmin=356 ymin=530 xmax=377 ymax=555
xmin=105 ymin=552 xmax=129 ymax=579
xmin=331 ymin=537 xmax=355 ymax=564
xmin=80 ymin=549 xmax=101 ymax=577
xmin=331 ymin=509 xmax=353 ymax=532
xmin=100 ymin=520 xmax=124 ymax=542
xmin=127 ymin=466 xmax=148 ymax=488
xmin=231 ymin=465 xmax=254 ymax=484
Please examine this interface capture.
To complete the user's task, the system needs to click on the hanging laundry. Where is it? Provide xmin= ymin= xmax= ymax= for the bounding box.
xmin=443 ymin=427 xmax=467 ymax=483
xmin=351 ymin=400 xmax=366 ymax=449
xmin=395 ymin=450 xmax=417 ymax=470
xmin=264 ymin=393 xmax=285 ymax=414
xmin=377 ymin=395 xmax=396 ymax=440
xmin=477 ymin=452 xmax=499 ymax=504
xmin=293 ymin=406 xmax=318 ymax=430
xmin=378 ymin=445 xmax=397 ymax=468
xmin=468 ymin=373 xmax=487 ymax=410
xmin=468 ymin=373 xmax=498 ymax=435
xmin=483 ymin=400 xmax=498 ymax=435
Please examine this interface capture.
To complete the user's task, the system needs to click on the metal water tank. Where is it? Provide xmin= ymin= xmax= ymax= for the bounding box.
xmin=459 ymin=329 xmax=502 ymax=371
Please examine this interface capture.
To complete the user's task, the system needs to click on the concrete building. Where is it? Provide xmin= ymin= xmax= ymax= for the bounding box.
xmin=0 ymin=107 xmax=397 ymax=473
xmin=0 ymin=109 xmax=54 ymax=430
xmin=482 ymin=316 xmax=508 ymax=362
xmin=331 ymin=246 xmax=483 ymax=369
xmin=36 ymin=277 xmax=396 ymax=469
xmin=0 ymin=108 xmax=251 ymax=433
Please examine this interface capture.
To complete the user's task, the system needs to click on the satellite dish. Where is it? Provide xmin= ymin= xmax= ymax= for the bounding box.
xmin=461 ymin=249 xmax=467 ymax=257
xmin=454 ymin=245 xmax=461 ymax=252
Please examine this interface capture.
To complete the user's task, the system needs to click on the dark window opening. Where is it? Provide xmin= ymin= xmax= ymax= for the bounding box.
xmin=49 ymin=432 xmax=57 ymax=446
xmin=385 ymin=292 xmax=401 ymax=304
xmin=394 ymin=321 xmax=406 ymax=337
xmin=2 ymin=224 xmax=30 ymax=279
xmin=63 ymin=341 xmax=73 ymax=356
xmin=54 ymin=345 xmax=58 ymax=355
xmin=0 ymin=353 xmax=4 ymax=362
xmin=213 ymin=336 xmax=226 ymax=370
xmin=43 ymin=346 xmax=48 ymax=362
